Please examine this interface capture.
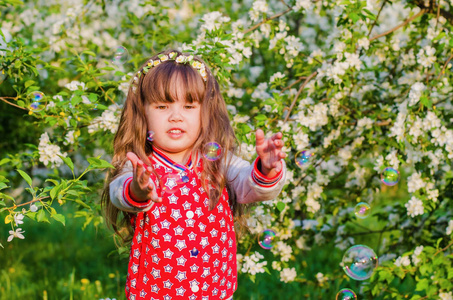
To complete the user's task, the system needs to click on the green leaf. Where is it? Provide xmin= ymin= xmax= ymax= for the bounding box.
xmin=51 ymin=213 xmax=66 ymax=226
xmin=61 ymin=156 xmax=74 ymax=173
xmin=36 ymin=209 xmax=49 ymax=223
xmin=276 ymin=201 xmax=286 ymax=212
xmin=50 ymin=184 xmax=60 ymax=200
xmin=82 ymin=50 xmax=97 ymax=57
xmin=17 ymin=169 xmax=32 ymax=187
xmin=0 ymin=158 xmax=10 ymax=166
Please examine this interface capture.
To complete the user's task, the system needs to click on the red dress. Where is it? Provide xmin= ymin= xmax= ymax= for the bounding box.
xmin=123 ymin=148 xmax=237 ymax=300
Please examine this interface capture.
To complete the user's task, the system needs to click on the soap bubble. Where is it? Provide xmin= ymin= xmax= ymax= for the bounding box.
xmin=112 ymin=46 xmax=129 ymax=65
xmin=380 ymin=167 xmax=400 ymax=186
xmin=336 ymin=288 xmax=357 ymax=300
xmin=295 ymin=150 xmax=314 ymax=168
xmin=160 ymin=173 xmax=183 ymax=195
xmin=258 ymin=229 xmax=276 ymax=250
xmin=342 ymin=245 xmax=378 ymax=280
xmin=203 ymin=142 xmax=222 ymax=161
xmin=27 ymin=91 xmax=47 ymax=112
xmin=354 ymin=202 xmax=371 ymax=219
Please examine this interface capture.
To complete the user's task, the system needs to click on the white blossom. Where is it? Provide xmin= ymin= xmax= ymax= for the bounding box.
xmin=200 ymin=11 xmax=230 ymax=31
xmin=405 ymin=196 xmax=424 ymax=217
xmin=269 ymin=72 xmax=285 ymax=83
xmin=271 ymin=241 xmax=293 ymax=262
xmin=411 ymin=245 xmax=423 ymax=265
xmin=280 ymin=267 xmax=297 ymax=283
xmin=240 ymin=251 xmax=268 ymax=275
xmin=394 ymin=255 xmax=411 ymax=267
xmin=408 ymin=82 xmax=426 ymax=106
xmin=88 ymin=104 xmax=121 ymax=134
xmin=316 ymin=272 xmax=328 ymax=285
xmin=14 ymin=213 xmax=24 ymax=226
xmin=249 ymin=0 xmax=268 ymax=23
xmin=7 ymin=228 xmax=25 ymax=242
xmin=446 ymin=220 xmax=453 ymax=235
xmin=38 ymin=132 xmax=68 ymax=168
xmin=407 ymin=172 xmax=426 ymax=193
xmin=439 ymin=292 xmax=453 ymax=300
xmin=65 ymin=80 xmax=86 ymax=91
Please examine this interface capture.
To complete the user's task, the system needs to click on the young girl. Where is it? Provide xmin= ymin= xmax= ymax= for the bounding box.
xmin=102 ymin=49 xmax=286 ymax=300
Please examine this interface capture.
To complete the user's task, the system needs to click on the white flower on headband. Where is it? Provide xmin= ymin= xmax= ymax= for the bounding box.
xmin=159 ymin=54 xmax=169 ymax=62
xmin=176 ymin=56 xmax=186 ymax=63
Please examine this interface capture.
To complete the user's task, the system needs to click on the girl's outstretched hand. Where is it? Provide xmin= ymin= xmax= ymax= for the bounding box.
xmin=126 ymin=152 xmax=162 ymax=203
xmin=255 ymin=129 xmax=286 ymax=178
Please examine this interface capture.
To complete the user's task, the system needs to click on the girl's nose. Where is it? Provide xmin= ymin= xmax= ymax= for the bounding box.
xmin=168 ymin=107 xmax=183 ymax=122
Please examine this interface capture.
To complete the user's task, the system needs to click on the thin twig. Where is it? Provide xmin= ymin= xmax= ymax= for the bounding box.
xmin=367 ymin=0 xmax=387 ymax=38
xmin=369 ymin=9 xmax=426 ymax=42
xmin=283 ymin=71 xmax=317 ymax=123
xmin=435 ymin=53 xmax=453 ymax=81
xmin=243 ymin=7 xmax=293 ymax=35
xmin=281 ymin=76 xmax=307 ymax=93
xmin=0 ymin=96 xmax=28 ymax=111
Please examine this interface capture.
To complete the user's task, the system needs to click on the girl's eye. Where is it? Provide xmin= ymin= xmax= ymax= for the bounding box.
xmin=156 ymin=105 xmax=167 ymax=110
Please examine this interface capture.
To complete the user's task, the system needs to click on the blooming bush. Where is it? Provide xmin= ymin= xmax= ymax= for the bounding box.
xmin=1 ymin=0 xmax=452 ymax=298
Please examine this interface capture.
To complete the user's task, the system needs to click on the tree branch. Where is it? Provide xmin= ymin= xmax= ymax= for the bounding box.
xmin=367 ymin=0 xmax=388 ymax=38
xmin=283 ymin=71 xmax=317 ymax=123
xmin=369 ymin=9 xmax=426 ymax=42
xmin=0 ymin=96 xmax=28 ymax=111
xmin=243 ymin=7 xmax=293 ymax=35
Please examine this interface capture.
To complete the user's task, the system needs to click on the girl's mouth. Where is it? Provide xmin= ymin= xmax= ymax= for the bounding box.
xmin=167 ymin=128 xmax=185 ymax=138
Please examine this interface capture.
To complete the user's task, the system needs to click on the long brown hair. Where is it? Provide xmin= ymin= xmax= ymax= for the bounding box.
xmin=101 ymin=49 xmax=245 ymax=243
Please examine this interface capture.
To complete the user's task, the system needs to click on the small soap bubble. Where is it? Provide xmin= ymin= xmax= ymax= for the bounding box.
xmin=203 ymin=142 xmax=222 ymax=161
xmin=336 ymin=288 xmax=357 ymax=300
xmin=354 ymin=202 xmax=371 ymax=219
xmin=27 ymin=91 xmax=46 ymax=112
xmin=112 ymin=46 xmax=129 ymax=65
xmin=295 ymin=150 xmax=314 ymax=168
xmin=380 ymin=167 xmax=400 ymax=186
xmin=342 ymin=245 xmax=378 ymax=280
xmin=258 ymin=229 xmax=276 ymax=250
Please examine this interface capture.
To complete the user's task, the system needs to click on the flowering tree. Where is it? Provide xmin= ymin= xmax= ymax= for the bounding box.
xmin=1 ymin=0 xmax=453 ymax=298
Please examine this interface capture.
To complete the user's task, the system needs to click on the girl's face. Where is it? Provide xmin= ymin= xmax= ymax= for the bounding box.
xmin=145 ymin=98 xmax=201 ymax=164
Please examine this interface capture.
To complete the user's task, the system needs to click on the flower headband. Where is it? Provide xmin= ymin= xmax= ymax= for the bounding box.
xmin=131 ymin=52 xmax=208 ymax=94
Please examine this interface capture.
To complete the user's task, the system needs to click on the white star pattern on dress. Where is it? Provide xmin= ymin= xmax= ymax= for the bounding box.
xmin=160 ymin=219 xmax=171 ymax=229
xmin=143 ymin=274 xmax=150 ymax=284
xmin=144 ymin=229 xmax=149 ymax=238
xmin=212 ymin=244 xmax=220 ymax=254
xmin=175 ymin=239 xmax=187 ymax=251
xmin=176 ymin=286 xmax=186 ymax=296
xmin=201 ymin=267 xmax=210 ymax=278
xmin=200 ymin=237 xmax=209 ymax=248
xmin=195 ymin=207 xmax=203 ymax=217
xmin=217 ymin=203 xmax=224 ymax=212
xmin=180 ymin=186 xmax=190 ymax=195
xmin=221 ymin=290 xmax=227 ymax=298
xmin=151 ymin=238 xmax=160 ymax=249
xmin=212 ymin=273 xmax=220 ymax=283
xmin=188 ymin=231 xmax=197 ymax=240
xmin=151 ymin=224 xmax=160 ymax=234
xmin=192 ymin=192 xmax=200 ymax=202
xmin=222 ymin=248 xmax=228 ymax=257
xmin=174 ymin=225 xmax=184 ymax=235
xmin=163 ymin=249 xmax=174 ymax=259
xmin=163 ymin=233 xmax=172 ymax=242
xmin=221 ymin=262 xmax=228 ymax=272
xmin=198 ymin=222 xmax=206 ymax=232
xmin=163 ymin=295 xmax=171 ymax=300
xmin=130 ymin=294 xmax=136 ymax=300
xmin=189 ymin=294 xmax=197 ymax=300
xmin=163 ymin=280 xmax=173 ymax=289
xmin=151 ymin=284 xmax=159 ymax=293
xmin=164 ymin=177 xmax=178 ymax=189
xmin=159 ymin=205 xmax=167 ymax=213
xmin=185 ymin=218 xmax=195 ymax=227
xmin=210 ymin=229 xmax=218 ymax=237
xmin=182 ymin=201 xmax=191 ymax=210
xmin=220 ymin=278 xmax=226 ymax=286
xmin=140 ymin=290 xmax=147 ymax=297
xmin=220 ymin=232 xmax=227 ymax=243
xmin=136 ymin=233 xmax=142 ymax=243
xmin=208 ymin=214 xmax=216 ymax=222
xmin=202 ymin=252 xmax=210 ymax=262
xmin=151 ymin=268 xmax=160 ymax=279
xmin=139 ymin=219 xmax=144 ymax=228
xmin=202 ymin=282 xmax=209 ymax=291
xmin=133 ymin=249 xmax=140 ymax=258
xmin=151 ymin=207 xmax=160 ymax=219
xmin=228 ymin=238 xmax=233 ymax=247
xmin=213 ymin=259 xmax=220 ymax=267
xmin=219 ymin=218 xmax=226 ymax=227
xmin=151 ymin=254 xmax=160 ymax=264
xmin=131 ymin=279 xmax=137 ymax=288
xmin=190 ymin=264 xmax=199 ymax=272
xmin=131 ymin=263 xmax=138 ymax=274
xmin=171 ymin=209 xmax=182 ymax=221
xmin=175 ymin=271 xmax=187 ymax=282
xmin=168 ymin=194 xmax=178 ymax=204
xmin=164 ymin=264 xmax=173 ymax=272
xmin=203 ymin=198 xmax=209 ymax=207
xmin=176 ymin=255 xmax=187 ymax=266
xmin=212 ymin=287 xmax=218 ymax=295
